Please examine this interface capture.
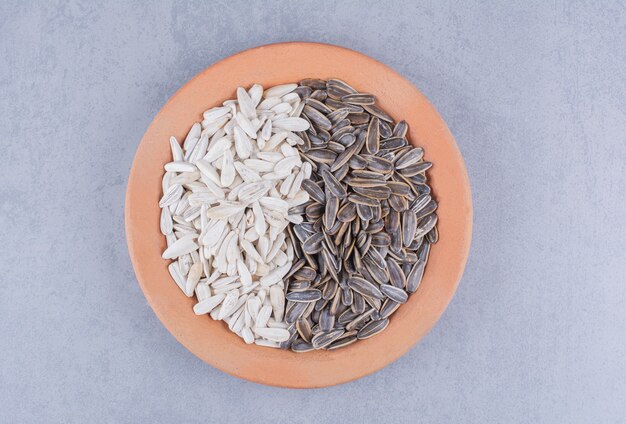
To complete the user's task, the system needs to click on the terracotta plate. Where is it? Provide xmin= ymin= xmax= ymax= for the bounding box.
xmin=125 ymin=42 xmax=472 ymax=388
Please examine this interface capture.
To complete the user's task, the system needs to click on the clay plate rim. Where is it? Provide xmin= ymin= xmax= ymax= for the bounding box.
xmin=125 ymin=42 xmax=472 ymax=388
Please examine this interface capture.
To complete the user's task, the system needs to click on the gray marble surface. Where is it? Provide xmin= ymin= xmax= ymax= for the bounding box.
xmin=1 ymin=1 xmax=625 ymax=422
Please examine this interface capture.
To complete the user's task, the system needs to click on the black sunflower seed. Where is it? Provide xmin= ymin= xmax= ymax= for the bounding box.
xmin=321 ymin=168 xmax=348 ymax=199
xmin=347 ymin=277 xmax=383 ymax=299
xmin=287 ymin=289 xmax=323 ymax=303
xmin=341 ymin=93 xmax=376 ymax=105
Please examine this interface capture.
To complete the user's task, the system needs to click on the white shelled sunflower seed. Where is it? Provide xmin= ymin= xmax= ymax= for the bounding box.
xmin=158 ymin=83 xmax=310 ymax=347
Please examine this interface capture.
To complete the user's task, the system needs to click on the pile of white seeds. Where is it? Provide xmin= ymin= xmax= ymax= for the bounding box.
xmin=158 ymin=83 xmax=311 ymax=347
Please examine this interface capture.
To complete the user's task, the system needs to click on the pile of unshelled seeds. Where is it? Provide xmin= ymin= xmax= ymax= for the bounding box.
xmin=158 ymin=79 xmax=437 ymax=351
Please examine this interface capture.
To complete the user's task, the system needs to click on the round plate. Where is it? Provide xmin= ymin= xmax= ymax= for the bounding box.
xmin=125 ymin=42 xmax=472 ymax=388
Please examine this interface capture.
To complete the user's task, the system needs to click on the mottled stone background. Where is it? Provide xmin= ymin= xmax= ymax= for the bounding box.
xmin=1 ymin=1 xmax=624 ymax=422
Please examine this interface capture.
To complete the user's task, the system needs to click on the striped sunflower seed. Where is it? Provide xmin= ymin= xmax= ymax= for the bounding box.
xmin=347 ymin=277 xmax=383 ymax=300
xmin=357 ymin=318 xmax=389 ymax=339
xmin=286 ymin=289 xmax=322 ymax=303
xmin=342 ymin=93 xmax=376 ymax=105
xmin=366 ymin=116 xmax=380 ymax=154
xmin=296 ymin=318 xmax=313 ymax=342
xmin=301 ymin=179 xmax=326 ymax=204
xmin=392 ymin=120 xmax=408 ymax=138
xmin=311 ymin=329 xmax=345 ymax=349
xmin=302 ymin=233 xmax=325 ymax=254
xmin=380 ymin=299 xmax=401 ymax=319
xmin=327 ymin=335 xmax=358 ymax=350
xmin=321 ymin=168 xmax=348 ymax=199
xmin=303 ymin=105 xmax=332 ymax=130
xmin=291 ymin=340 xmax=315 ymax=353
xmin=379 ymin=284 xmax=409 ymax=304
